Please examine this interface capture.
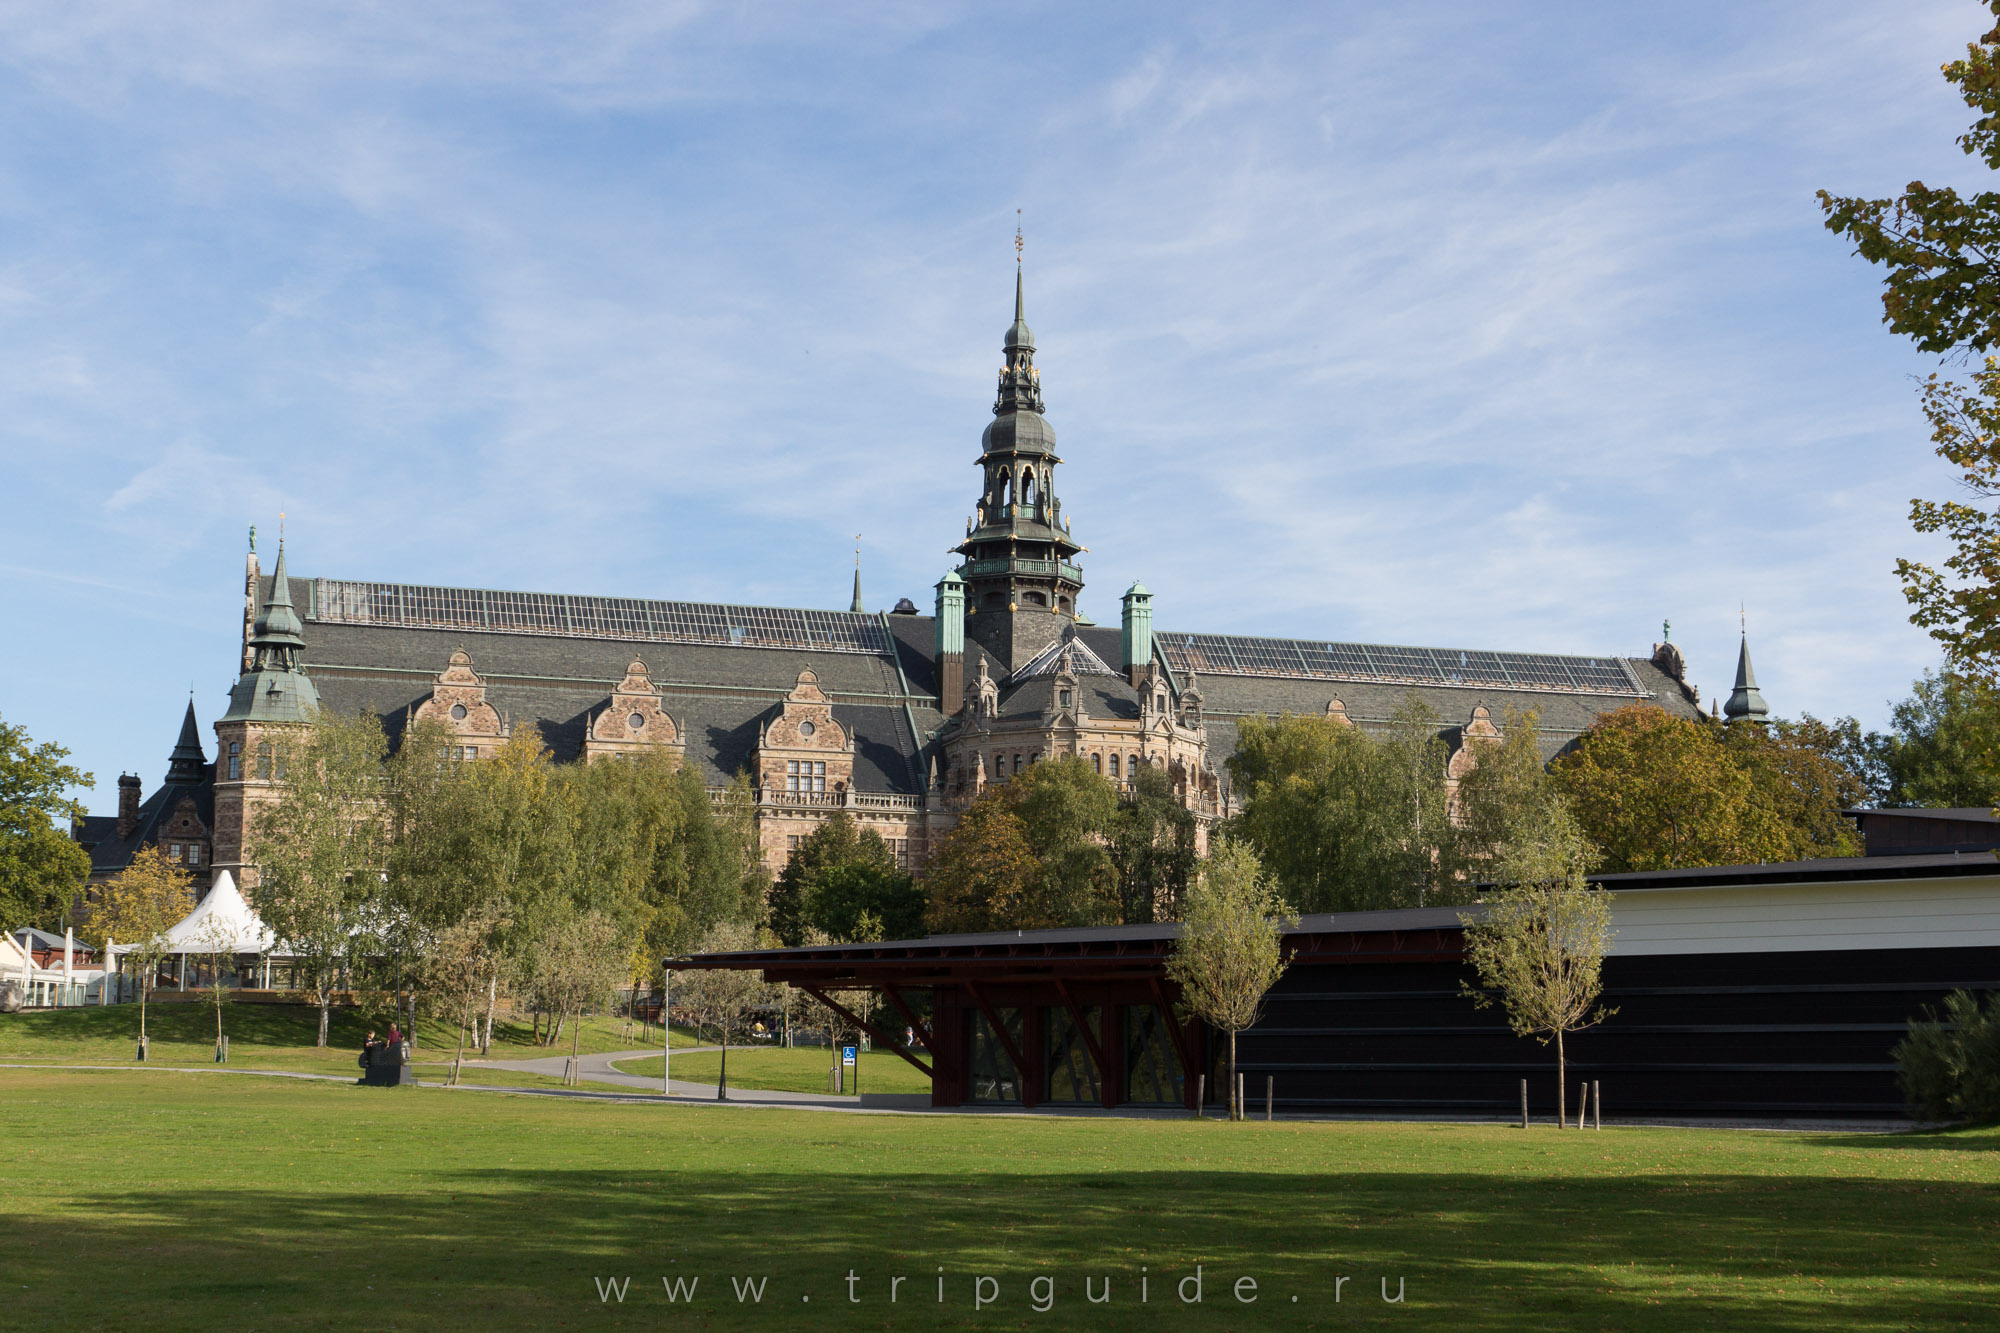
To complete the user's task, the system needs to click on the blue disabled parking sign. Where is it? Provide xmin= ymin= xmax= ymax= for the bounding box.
xmin=841 ymin=1045 xmax=857 ymax=1067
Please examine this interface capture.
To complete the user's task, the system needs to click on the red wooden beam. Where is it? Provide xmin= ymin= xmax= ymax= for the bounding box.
xmin=880 ymin=985 xmax=934 ymax=1052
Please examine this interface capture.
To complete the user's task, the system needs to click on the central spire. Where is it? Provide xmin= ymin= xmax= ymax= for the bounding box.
xmin=952 ymin=267 xmax=1086 ymax=670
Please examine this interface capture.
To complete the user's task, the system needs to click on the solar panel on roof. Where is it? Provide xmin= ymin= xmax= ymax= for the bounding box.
xmin=1156 ymin=631 xmax=1646 ymax=698
xmin=308 ymin=579 xmax=892 ymax=655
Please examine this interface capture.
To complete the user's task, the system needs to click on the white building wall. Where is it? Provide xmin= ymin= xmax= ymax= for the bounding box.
xmin=1607 ymin=872 xmax=2000 ymax=956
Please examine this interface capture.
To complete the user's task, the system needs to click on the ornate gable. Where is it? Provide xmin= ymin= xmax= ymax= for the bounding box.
xmin=413 ymin=650 xmax=507 ymax=755
xmin=584 ymin=659 xmax=684 ymax=764
xmin=1446 ymin=705 xmax=1502 ymax=783
xmin=756 ymin=669 xmax=855 ymax=795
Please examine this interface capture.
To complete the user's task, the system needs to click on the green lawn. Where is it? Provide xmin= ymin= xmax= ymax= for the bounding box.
xmin=0 ymin=1002 xmax=697 ymax=1079
xmin=2 ymin=1067 xmax=1997 ymax=1330
xmin=615 ymin=1044 xmax=934 ymax=1095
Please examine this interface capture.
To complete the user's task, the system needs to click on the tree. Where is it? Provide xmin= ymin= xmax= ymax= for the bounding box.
xmin=1894 ymin=987 xmax=2000 ymax=1123
xmin=1818 ymin=5 xmax=2000 ymax=358
xmin=1226 ymin=698 xmax=1459 ymax=914
xmin=190 ymin=915 xmax=238 ymax=1060
xmin=674 ymin=920 xmax=771 ymax=1099
xmin=1869 ymin=670 xmax=2000 ymax=805
xmin=1451 ymin=707 xmax=1561 ymax=862
xmin=1551 ymin=706 xmax=1858 ymax=873
xmin=248 ymin=710 xmax=390 ymax=1047
xmin=422 ymin=902 xmax=511 ymax=1087
xmin=94 ymin=845 xmax=192 ymax=1052
xmin=768 ymin=811 xmax=921 ymax=946
xmin=921 ymin=792 xmax=1040 ymax=933
xmin=1006 ymin=756 xmax=1122 ymax=927
xmin=1820 ymin=11 xmax=2000 ymax=670
xmin=531 ymin=908 xmax=629 ymax=1083
xmin=1165 ymin=841 xmax=1293 ymax=1121
xmin=1459 ymin=806 xmax=1614 ymax=1128
xmin=0 ymin=713 xmax=91 ymax=937
xmin=1111 ymin=763 xmax=1199 ymax=924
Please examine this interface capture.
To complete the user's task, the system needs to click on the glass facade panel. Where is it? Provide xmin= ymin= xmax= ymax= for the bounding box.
xmin=1044 ymin=1005 xmax=1101 ymax=1104
xmin=1124 ymin=1005 xmax=1185 ymax=1106
xmin=968 ymin=1007 xmax=1023 ymax=1103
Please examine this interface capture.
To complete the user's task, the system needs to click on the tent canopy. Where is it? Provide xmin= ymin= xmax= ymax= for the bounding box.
xmin=147 ymin=871 xmax=278 ymax=956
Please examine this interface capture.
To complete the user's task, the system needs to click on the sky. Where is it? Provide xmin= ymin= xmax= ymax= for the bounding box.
xmin=0 ymin=1 xmax=1992 ymax=809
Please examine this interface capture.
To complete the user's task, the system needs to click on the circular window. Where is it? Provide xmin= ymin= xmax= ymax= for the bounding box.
xmin=628 ymin=712 xmax=646 ymax=731
xmin=799 ymin=721 xmax=816 ymax=739
xmin=450 ymin=704 xmax=467 ymax=721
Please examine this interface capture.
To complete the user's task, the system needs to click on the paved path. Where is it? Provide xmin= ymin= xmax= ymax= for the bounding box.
xmin=458 ymin=1046 xmax=933 ymax=1110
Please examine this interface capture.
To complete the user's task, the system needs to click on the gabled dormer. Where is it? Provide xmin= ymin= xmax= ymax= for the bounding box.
xmin=584 ymin=659 xmax=684 ymax=765
xmin=414 ymin=650 xmax=507 ymax=758
xmin=756 ymin=669 xmax=854 ymax=797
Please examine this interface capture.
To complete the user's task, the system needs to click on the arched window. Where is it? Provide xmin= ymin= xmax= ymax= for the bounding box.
xmin=1092 ymin=753 xmax=1102 ymax=774
xmin=997 ymin=472 xmax=1011 ymax=508
xmin=1129 ymin=753 xmax=1141 ymax=776
xmin=1023 ymin=591 xmax=1047 ymax=607
xmin=1109 ymin=754 xmax=1120 ymax=779
xmin=255 ymin=742 xmax=272 ymax=780
xmin=1021 ymin=470 xmax=1036 ymax=507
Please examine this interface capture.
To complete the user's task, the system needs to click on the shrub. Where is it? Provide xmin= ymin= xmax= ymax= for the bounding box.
xmin=1894 ymin=989 xmax=2000 ymax=1123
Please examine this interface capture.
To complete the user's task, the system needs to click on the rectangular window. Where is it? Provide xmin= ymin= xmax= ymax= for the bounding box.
xmin=169 ymin=843 xmax=182 ymax=860
xmin=228 ymin=742 xmax=240 ymax=781
xmin=787 ymin=835 xmax=801 ymax=851
xmin=188 ymin=845 xmax=202 ymax=866
xmin=1044 ymin=1005 xmax=1102 ymax=1104
xmin=1124 ymin=1005 xmax=1186 ymax=1105
xmin=967 ymin=1007 xmax=1023 ymax=1104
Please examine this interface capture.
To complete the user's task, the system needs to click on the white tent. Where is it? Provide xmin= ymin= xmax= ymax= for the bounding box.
xmin=157 ymin=870 xmax=278 ymax=955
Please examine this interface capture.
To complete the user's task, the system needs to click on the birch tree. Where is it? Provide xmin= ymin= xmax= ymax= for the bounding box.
xmin=249 ymin=710 xmax=389 ymax=1047
xmin=1460 ymin=806 xmax=1615 ymax=1127
xmin=95 ymin=844 xmax=192 ymax=1052
xmin=1166 ymin=840 xmax=1293 ymax=1120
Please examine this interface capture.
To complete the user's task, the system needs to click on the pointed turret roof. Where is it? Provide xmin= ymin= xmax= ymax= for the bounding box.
xmin=166 ymin=699 xmax=206 ymax=783
xmin=850 ymin=564 xmax=864 ymax=615
xmin=1723 ymin=633 xmax=1770 ymax=725
xmin=1004 ymin=267 xmax=1034 ymax=351
xmin=250 ymin=540 xmax=305 ymax=652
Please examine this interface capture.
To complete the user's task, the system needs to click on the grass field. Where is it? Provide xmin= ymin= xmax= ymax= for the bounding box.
xmin=0 ymin=1003 xmax=697 ymax=1081
xmin=615 ymin=1044 xmax=934 ymax=1095
xmin=2 ymin=1066 xmax=1997 ymax=1330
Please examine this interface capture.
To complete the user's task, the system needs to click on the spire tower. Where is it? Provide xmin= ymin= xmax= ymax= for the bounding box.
xmin=953 ymin=265 xmax=1085 ymax=670
xmin=1723 ymin=631 xmax=1770 ymax=726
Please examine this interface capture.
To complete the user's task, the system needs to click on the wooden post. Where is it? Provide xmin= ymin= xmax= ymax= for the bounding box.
xmin=1520 ymin=1079 xmax=1529 ymax=1129
xmin=1577 ymin=1084 xmax=1587 ymax=1130
xmin=660 ymin=969 xmax=671 ymax=1097
xmin=1196 ymin=1074 xmax=1205 ymax=1119
xmin=1593 ymin=1080 xmax=1601 ymax=1130
xmin=1265 ymin=1075 xmax=1274 ymax=1122
xmin=1237 ymin=1072 xmax=1245 ymax=1123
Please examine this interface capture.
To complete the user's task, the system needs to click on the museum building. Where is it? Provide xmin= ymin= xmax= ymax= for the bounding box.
xmin=78 ymin=272 xmax=1703 ymax=893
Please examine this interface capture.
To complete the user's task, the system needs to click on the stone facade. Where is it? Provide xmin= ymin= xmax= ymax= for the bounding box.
xmin=582 ymin=659 xmax=684 ymax=765
xmin=412 ymin=650 xmax=509 ymax=758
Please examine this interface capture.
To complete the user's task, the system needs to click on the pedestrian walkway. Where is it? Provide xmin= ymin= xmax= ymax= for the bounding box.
xmin=453 ymin=1046 xmax=933 ymax=1110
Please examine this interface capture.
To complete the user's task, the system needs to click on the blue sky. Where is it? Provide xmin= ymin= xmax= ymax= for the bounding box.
xmin=1 ymin=1 xmax=1990 ymax=808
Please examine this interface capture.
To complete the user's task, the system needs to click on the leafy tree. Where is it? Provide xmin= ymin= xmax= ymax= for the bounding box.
xmin=1551 ymin=706 xmax=1858 ymax=873
xmin=921 ymin=792 xmax=1040 ymax=933
xmin=1226 ymin=697 xmax=1459 ymax=914
xmin=675 ymin=919 xmax=772 ymax=1099
xmin=1818 ymin=4 xmax=2000 ymax=358
xmin=0 ymin=714 xmax=91 ymax=936
xmin=421 ymin=902 xmax=511 ymax=1087
xmin=1870 ymin=670 xmax=2000 ymax=807
xmin=768 ymin=811 xmax=918 ymax=945
xmin=1165 ymin=840 xmax=1293 ymax=1121
xmin=248 ymin=710 xmax=390 ymax=1047
xmin=1005 ymin=755 xmax=1121 ymax=927
xmin=1820 ymin=12 xmax=2000 ymax=670
xmin=1111 ymin=763 xmax=1199 ymax=924
xmin=1459 ymin=803 xmax=1614 ymax=1128
xmin=93 ymin=844 xmax=192 ymax=1052
xmin=531 ymin=907 xmax=630 ymax=1082
xmin=1452 ymin=706 xmax=1562 ymax=862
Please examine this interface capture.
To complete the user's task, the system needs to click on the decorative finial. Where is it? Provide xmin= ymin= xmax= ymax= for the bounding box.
xmin=279 ymin=510 xmax=286 ymax=544
xmin=1662 ymin=618 xmax=1671 ymax=642
xmin=248 ymin=524 xmax=257 ymax=553
xmin=1740 ymin=602 xmax=1745 ymax=635
xmin=1015 ymin=209 xmax=1023 ymax=265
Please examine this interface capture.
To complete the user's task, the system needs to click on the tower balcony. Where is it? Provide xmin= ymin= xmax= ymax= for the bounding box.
xmin=961 ymin=557 xmax=1083 ymax=583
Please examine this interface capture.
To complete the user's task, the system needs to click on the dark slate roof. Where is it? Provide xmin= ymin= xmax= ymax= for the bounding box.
xmin=280 ymin=571 xmax=1700 ymax=793
xmin=1845 ymin=807 xmax=1999 ymax=824
xmin=76 ymin=769 xmax=216 ymax=876
xmin=292 ymin=578 xmax=935 ymax=794
xmin=1592 ymin=851 xmax=1995 ymax=890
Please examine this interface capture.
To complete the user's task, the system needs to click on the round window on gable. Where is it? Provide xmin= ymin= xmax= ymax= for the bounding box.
xmin=450 ymin=704 xmax=468 ymax=721
xmin=800 ymin=721 xmax=816 ymax=740
xmin=628 ymin=712 xmax=646 ymax=731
